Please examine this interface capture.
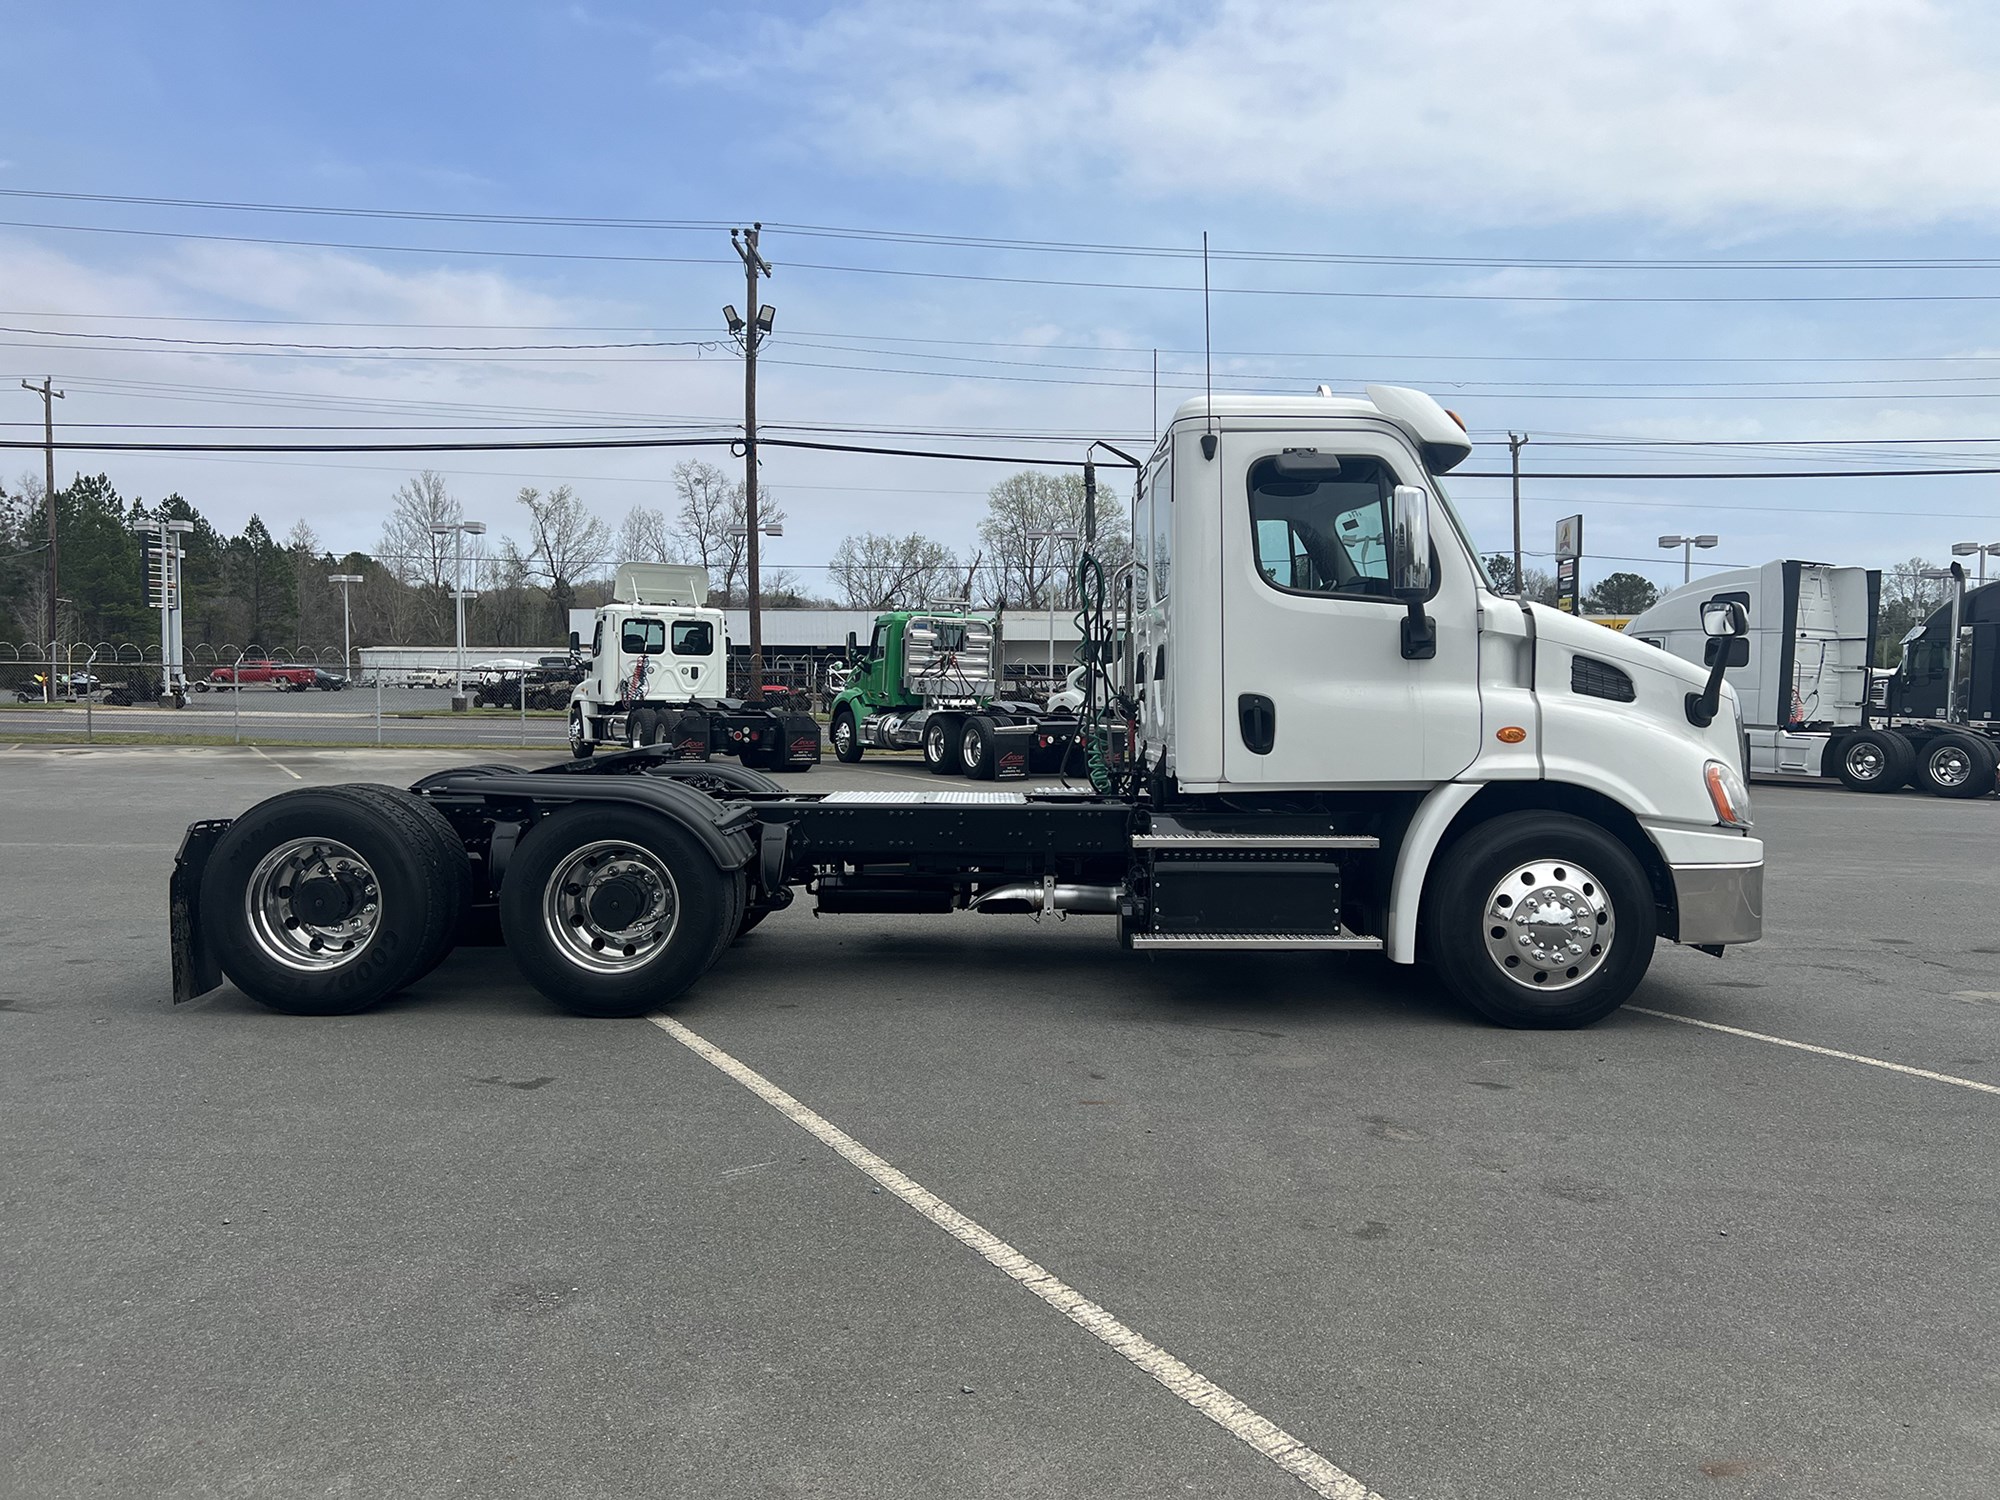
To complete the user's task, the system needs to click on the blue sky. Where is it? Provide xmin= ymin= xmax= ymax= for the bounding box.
xmin=7 ymin=0 xmax=2000 ymax=598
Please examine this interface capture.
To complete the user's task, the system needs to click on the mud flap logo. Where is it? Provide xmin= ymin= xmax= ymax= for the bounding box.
xmin=676 ymin=736 xmax=706 ymax=760
xmin=791 ymin=736 xmax=820 ymax=760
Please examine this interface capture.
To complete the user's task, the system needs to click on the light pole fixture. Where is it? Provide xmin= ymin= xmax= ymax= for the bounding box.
xmin=1950 ymin=540 xmax=2000 ymax=587
xmin=429 ymin=519 xmax=486 ymax=700
xmin=327 ymin=573 xmax=365 ymax=681
xmin=1658 ymin=533 xmax=1719 ymax=585
xmin=1025 ymin=527 xmax=1082 ymax=692
xmin=132 ymin=515 xmax=195 ymax=696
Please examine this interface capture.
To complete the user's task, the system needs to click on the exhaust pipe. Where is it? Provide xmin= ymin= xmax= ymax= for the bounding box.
xmin=970 ymin=880 xmax=1121 ymax=916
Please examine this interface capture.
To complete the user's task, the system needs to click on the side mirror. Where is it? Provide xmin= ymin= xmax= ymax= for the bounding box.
xmin=568 ymin=631 xmax=582 ymax=652
xmin=1701 ymin=600 xmax=1748 ymax=637
xmin=845 ymin=630 xmax=858 ymax=663
xmin=1688 ymin=601 xmax=1749 ymax=727
xmin=1390 ymin=484 xmax=1436 ymax=661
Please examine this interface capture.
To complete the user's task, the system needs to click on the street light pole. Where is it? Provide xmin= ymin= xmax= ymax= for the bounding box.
xmin=1950 ymin=540 xmax=2000 ymax=588
xmin=430 ymin=519 xmax=485 ymax=704
xmin=1659 ymin=533 xmax=1719 ymax=585
xmin=728 ymin=227 xmax=776 ymax=692
xmin=328 ymin=573 xmax=364 ymax=680
xmin=22 ymin=378 xmax=64 ymax=700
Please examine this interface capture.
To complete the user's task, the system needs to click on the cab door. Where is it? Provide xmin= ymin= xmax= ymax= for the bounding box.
xmin=1219 ymin=432 xmax=1482 ymax=787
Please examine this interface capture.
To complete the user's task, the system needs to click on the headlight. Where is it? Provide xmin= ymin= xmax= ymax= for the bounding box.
xmin=1704 ymin=759 xmax=1752 ymax=829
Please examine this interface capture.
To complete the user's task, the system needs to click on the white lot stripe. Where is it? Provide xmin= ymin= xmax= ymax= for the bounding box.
xmin=1629 ymin=1007 xmax=2000 ymax=1097
xmin=648 ymin=1013 xmax=1382 ymax=1500
xmin=247 ymin=744 xmax=302 ymax=780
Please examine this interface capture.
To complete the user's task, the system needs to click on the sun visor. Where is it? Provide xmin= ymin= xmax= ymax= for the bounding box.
xmin=613 ymin=563 xmax=710 ymax=606
xmin=1366 ymin=385 xmax=1474 ymax=473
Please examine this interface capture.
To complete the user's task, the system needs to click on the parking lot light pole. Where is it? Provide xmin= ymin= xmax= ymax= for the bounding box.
xmin=327 ymin=573 xmax=364 ymax=681
xmin=1658 ymin=533 xmax=1719 ymax=585
xmin=1025 ymin=527 xmax=1081 ymax=693
xmin=1949 ymin=540 xmax=2000 ymax=587
xmin=429 ymin=520 xmax=486 ymax=704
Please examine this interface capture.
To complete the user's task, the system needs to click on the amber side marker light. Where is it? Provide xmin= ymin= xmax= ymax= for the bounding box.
xmin=1496 ymin=725 xmax=1527 ymax=743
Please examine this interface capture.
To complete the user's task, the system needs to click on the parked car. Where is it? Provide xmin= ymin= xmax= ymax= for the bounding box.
xmin=198 ymin=661 xmax=316 ymax=691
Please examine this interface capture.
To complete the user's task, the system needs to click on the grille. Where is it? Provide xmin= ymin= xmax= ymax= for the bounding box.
xmin=1572 ymin=655 xmax=1636 ymax=703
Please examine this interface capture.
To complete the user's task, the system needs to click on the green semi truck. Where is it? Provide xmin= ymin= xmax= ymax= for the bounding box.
xmin=827 ymin=608 xmax=1083 ymax=778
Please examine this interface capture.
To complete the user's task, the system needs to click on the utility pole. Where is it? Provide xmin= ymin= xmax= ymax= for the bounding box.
xmin=22 ymin=378 xmax=63 ymax=701
xmin=729 ymin=225 xmax=775 ymax=692
xmin=1507 ymin=432 xmax=1528 ymax=597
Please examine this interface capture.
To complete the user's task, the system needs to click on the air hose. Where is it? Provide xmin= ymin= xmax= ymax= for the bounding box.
xmin=1071 ymin=549 xmax=1125 ymax=795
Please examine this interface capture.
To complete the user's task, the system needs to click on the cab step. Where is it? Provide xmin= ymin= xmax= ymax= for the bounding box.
xmin=1131 ymin=831 xmax=1379 ymax=849
xmin=1128 ymin=932 xmax=1382 ymax=951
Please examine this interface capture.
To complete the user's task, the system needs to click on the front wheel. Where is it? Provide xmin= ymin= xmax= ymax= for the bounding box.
xmin=1429 ymin=811 xmax=1657 ymax=1029
xmin=831 ymin=709 xmax=863 ymax=763
xmin=568 ymin=706 xmax=595 ymax=759
xmin=1914 ymin=731 xmax=1997 ymax=798
xmin=499 ymin=804 xmax=732 ymax=1017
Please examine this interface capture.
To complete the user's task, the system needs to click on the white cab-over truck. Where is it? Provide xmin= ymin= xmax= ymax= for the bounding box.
xmin=169 ymin=385 xmax=1761 ymax=1029
xmin=566 ymin=563 xmax=821 ymax=771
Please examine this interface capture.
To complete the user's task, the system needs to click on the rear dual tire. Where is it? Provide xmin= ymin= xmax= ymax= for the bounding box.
xmin=1912 ymin=731 xmax=1997 ymax=799
xmin=499 ymin=804 xmax=735 ymax=1018
xmin=200 ymin=785 xmax=469 ymax=1016
xmin=1834 ymin=729 xmax=1914 ymax=792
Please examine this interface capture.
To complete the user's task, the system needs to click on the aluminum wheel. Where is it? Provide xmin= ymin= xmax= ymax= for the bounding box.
xmin=961 ymin=723 xmax=985 ymax=765
xmin=1927 ymin=743 xmax=1974 ymax=788
xmin=1845 ymin=740 xmax=1888 ymax=783
xmin=831 ymin=716 xmax=854 ymax=755
xmin=244 ymin=837 xmax=382 ymax=972
xmin=1480 ymin=859 xmax=1615 ymax=993
xmin=925 ymin=721 xmax=949 ymax=762
xmin=541 ymin=839 xmax=680 ymax=973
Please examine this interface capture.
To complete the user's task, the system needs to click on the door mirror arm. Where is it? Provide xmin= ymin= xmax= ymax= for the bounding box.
xmin=1687 ymin=601 xmax=1749 ymax=726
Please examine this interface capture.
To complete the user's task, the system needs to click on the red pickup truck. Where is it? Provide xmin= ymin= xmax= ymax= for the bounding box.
xmin=198 ymin=661 xmax=318 ymax=691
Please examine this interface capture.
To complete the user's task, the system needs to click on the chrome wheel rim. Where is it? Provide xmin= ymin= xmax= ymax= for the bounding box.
xmin=569 ymin=710 xmax=586 ymax=750
xmin=542 ymin=839 xmax=679 ymax=973
xmin=925 ymin=722 xmax=947 ymax=762
xmin=245 ymin=838 xmax=382 ymax=971
xmin=832 ymin=716 xmax=854 ymax=756
xmin=1845 ymin=741 xmax=1886 ymax=782
xmin=961 ymin=724 xmax=984 ymax=765
xmin=1480 ymin=859 xmax=1614 ymax=992
xmin=1928 ymin=744 xmax=1971 ymax=787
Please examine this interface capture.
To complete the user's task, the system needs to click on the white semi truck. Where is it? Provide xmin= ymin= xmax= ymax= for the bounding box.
xmin=1627 ymin=560 xmax=2000 ymax=797
xmin=565 ymin=563 xmax=821 ymax=771
xmin=169 ymin=385 xmax=1761 ymax=1030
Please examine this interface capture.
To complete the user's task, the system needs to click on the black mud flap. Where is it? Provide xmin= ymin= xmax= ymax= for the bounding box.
xmin=992 ymin=723 xmax=1036 ymax=780
xmin=169 ymin=819 xmax=232 ymax=1005
xmin=775 ymin=711 xmax=822 ymax=769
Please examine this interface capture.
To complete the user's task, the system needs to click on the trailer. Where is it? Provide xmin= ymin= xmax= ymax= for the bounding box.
xmin=566 ymin=563 xmax=821 ymax=772
xmin=1626 ymin=560 xmax=2000 ymax=797
xmin=169 ymin=385 xmax=1762 ymax=1031
xmin=826 ymin=608 xmax=1085 ymax=779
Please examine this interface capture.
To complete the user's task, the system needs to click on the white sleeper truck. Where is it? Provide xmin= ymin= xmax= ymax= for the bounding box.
xmin=567 ymin=562 xmax=820 ymax=771
xmin=169 ymin=385 xmax=1762 ymax=1029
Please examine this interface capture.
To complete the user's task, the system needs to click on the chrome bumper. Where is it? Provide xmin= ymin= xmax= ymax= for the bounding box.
xmin=1672 ymin=860 xmax=1763 ymax=946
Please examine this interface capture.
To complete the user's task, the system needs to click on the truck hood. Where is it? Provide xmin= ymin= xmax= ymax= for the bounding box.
xmin=1525 ymin=600 xmax=1728 ymax=701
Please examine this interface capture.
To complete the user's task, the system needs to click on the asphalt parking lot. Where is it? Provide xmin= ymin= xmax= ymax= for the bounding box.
xmin=3 ymin=746 xmax=1996 ymax=1499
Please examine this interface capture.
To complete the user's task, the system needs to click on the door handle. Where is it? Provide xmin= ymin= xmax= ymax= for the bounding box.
xmin=1238 ymin=694 xmax=1276 ymax=755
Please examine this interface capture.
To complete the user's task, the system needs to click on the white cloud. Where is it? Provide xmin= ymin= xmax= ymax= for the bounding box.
xmin=739 ymin=0 xmax=2000 ymax=228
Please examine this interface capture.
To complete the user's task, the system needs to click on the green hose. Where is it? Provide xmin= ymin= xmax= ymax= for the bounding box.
xmin=1072 ymin=550 xmax=1118 ymax=795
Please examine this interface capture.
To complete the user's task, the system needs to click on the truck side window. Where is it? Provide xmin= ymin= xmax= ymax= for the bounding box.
xmin=1146 ymin=450 xmax=1171 ymax=603
xmin=621 ymin=619 xmax=666 ymax=654
xmin=672 ymin=621 xmax=713 ymax=656
xmin=1248 ymin=455 xmax=1396 ymax=598
xmin=590 ymin=621 xmax=603 ymax=658
xmin=867 ymin=623 xmax=885 ymax=660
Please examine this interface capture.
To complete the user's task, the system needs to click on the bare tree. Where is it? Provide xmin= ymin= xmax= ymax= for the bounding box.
xmin=617 ymin=503 xmax=686 ymax=565
xmin=661 ymin=459 xmax=788 ymax=603
xmin=829 ymin=531 xmax=961 ymax=609
xmin=375 ymin=471 xmax=460 ymax=639
xmin=975 ymin=471 xmax=1128 ymax=608
xmin=518 ymin=484 xmax=611 ymax=633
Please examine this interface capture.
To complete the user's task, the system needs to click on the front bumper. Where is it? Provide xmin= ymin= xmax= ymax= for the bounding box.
xmin=1670 ymin=858 xmax=1763 ymax=945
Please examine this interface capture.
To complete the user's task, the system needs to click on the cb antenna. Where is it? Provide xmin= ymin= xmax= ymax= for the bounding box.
xmin=1200 ymin=231 xmax=1217 ymax=460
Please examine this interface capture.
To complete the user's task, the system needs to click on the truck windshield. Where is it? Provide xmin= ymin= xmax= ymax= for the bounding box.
xmin=621 ymin=619 xmax=666 ymax=654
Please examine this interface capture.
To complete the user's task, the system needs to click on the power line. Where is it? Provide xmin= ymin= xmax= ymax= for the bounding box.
xmin=9 ymin=187 xmax=2000 ymax=272
xmin=17 ymin=217 xmax=2000 ymax=304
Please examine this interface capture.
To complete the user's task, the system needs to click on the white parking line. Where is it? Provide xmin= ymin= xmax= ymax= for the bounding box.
xmin=648 ymin=1013 xmax=1381 ymax=1500
xmin=1629 ymin=1007 xmax=2000 ymax=1097
xmin=247 ymin=745 xmax=302 ymax=780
